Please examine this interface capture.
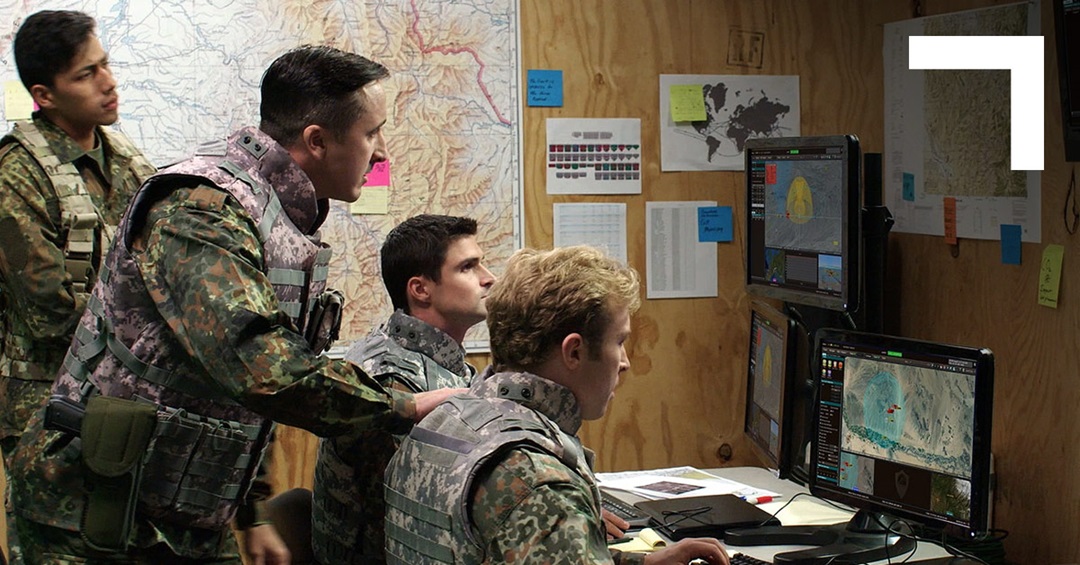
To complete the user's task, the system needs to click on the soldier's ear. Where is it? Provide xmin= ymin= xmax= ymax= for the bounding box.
xmin=29 ymin=84 xmax=54 ymax=110
xmin=300 ymin=124 xmax=328 ymax=160
xmin=406 ymin=275 xmax=431 ymax=308
xmin=561 ymin=332 xmax=585 ymax=370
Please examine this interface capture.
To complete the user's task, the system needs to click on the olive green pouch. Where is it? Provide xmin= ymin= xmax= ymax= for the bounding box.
xmin=80 ymin=395 xmax=157 ymax=554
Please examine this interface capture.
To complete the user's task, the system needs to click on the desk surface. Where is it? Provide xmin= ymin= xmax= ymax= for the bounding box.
xmin=605 ymin=466 xmax=955 ymax=564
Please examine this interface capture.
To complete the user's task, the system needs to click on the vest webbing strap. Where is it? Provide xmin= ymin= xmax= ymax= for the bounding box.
xmin=267 ymin=268 xmax=305 ymax=286
xmin=217 ymin=160 xmax=259 ymax=193
xmin=258 ymin=191 xmax=282 ymax=243
xmin=384 ymin=519 xmax=454 ymax=564
xmin=408 ymin=425 xmax=476 ymax=455
xmin=174 ymin=482 xmax=243 ymax=508
xmin=384 ymin=484 xmax=452 ymax=530
xmin=279 ymin=301 xmax=302 ymax=319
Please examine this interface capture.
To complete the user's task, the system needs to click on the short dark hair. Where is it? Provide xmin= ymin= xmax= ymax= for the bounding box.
xmin=259 ymin=45 xmax=390 ymax=146
xmin=381 ymin=215 xmax=479 ymax=313
xmin=14 ymin=10 xmax=97 ymax=90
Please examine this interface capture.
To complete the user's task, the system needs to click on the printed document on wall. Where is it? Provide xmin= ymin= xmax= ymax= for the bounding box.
xmin=659 ymin=74 xmax=800 ymax=172
xmin=546 ymin=118 xmax=642 ymax=194
xmin=646 ymin=201 xmax=718 ymax=299
xmin=883 ymin=1 xmax=1041 ymax=242
xmin=553 ymin=203 xmax=627 ymax=264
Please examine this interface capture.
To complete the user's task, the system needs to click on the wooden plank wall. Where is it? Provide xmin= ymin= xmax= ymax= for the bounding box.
xmin=18 ymin=1 xmax=1048 ymax=563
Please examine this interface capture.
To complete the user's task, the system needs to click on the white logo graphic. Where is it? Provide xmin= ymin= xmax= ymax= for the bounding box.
xmin=909 ymin=36 xmax=1044 ymax=171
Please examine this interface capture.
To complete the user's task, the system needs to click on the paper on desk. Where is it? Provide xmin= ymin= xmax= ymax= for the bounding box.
xmin=760 ymin=498 xmax=852 ymax=526
xmin=599 ymin=473 xmax=779 ymax=501
xmin=608 ymin=527 xmax=667 ymax=553
xmin=595 ymin=465 xmax=707 ymax=483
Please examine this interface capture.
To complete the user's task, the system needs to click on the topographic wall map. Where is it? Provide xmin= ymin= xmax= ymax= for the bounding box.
xmin=660 ymin=74 xmax=799 ymax=171
xmin=883 ymin=1 xmax=1040 ymax=242
xmin=0 ymin=0 xmax=523 ymax=350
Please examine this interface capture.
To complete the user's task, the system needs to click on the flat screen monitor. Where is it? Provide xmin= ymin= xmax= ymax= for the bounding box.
xmin=1055 ymin=0 xmax=1080 ymax=161
xmin=811 ymin=329 xmax=994 ymax=537
xmin=745 ymin=135 xmax=861 ymax=312
xmin=726 ymin=330 xmax=994 ymax=564
xmin=744 ymin=301 xmax=798 ymax=479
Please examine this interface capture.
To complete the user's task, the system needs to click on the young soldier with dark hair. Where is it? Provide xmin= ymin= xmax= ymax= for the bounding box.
xmin=0 ymin=10 xmax=156 ymax=563
xmin=312 ymin=214 xmax=495 ymax=563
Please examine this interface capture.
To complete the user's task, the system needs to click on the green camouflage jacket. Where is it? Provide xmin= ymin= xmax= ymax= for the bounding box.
xmin=0 ymin=114 xmax=154 ymax=439
xmin=10 ymin=127 xmax=415 ymax=560
xmin=313 ymin=309 xmax=474 ymax=564
xmin=384 ymin=368 xmax=643 ymax=564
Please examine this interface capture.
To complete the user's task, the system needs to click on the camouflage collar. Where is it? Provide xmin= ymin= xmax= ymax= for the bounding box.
xmin=228 ymin=127 xmax=324 ymax=234
xmin=473 ymin=368 xmax=583 ymax=435
xmin=31 ymin=113 xmax=105 ymax=166
xmin=385 ymin=309 xmax=467 ymax=376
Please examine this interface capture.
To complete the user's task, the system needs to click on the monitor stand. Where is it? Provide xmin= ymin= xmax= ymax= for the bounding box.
xmin=724 ymin=509 xmax=917 ymax=565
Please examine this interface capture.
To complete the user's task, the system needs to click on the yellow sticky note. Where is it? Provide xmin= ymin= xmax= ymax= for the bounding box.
xmin=4 ymin=81 xmax=34 ymax=120
xmin=669 ymin=84 xmax=707 ymax=122
xmin=1038 ymin=244 xmax=1065 ymax=308
xmin=349 ymin=186 xmax=389 ymax=215
xmin=608 ymin=527 xmax=667 ymax=553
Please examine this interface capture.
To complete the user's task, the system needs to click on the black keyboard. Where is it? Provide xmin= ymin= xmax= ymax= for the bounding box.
xmin=600 ymin=490 xmax=651 ymax=528
xmin=730 ymin=553 xmax=772 ymax=565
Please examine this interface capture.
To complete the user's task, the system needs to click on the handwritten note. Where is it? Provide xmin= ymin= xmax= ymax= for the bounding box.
xmin=698 ymin=206 xmax=733 ymax=242
xmin=349 ymin=186 xmax=389 ymax=215
xmin=366 ymin=161 xmax=391 ymax=187
xmin=1038 ymin=244 xmax=1064 ymax=308
xmin=669 ymin=84 xmax=706 ymax=122
xmin=527 ymin=69 xmax=563 ymax=107
xmin=4 ymin=81 xmax=34 ymax=120
xmin=943 ymin=197 xmax=957 ymax=245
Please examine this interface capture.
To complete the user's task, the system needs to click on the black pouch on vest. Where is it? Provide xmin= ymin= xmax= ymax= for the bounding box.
xmin=79 ymin=396 xmax=158 ymax=554
xmin=306 ymin=288 xmax=344 ymax=353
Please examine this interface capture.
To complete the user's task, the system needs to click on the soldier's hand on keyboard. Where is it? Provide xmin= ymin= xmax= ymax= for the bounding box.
xmin=643 ymin=536 xmax=729 ymax=565
xmin=602 ymin=508 xmax=630 ymax=539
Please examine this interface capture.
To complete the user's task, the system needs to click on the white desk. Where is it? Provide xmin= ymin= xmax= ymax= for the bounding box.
xmin=605 ymin=466 xmax=956 ymax=564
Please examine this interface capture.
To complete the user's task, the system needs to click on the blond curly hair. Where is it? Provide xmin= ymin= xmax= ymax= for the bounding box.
xmin=486 ymin=245 xmax=641 ymax=371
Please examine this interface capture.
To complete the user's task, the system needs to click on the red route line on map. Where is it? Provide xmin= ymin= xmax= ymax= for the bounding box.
xmin=408 ymin=0 xmax=511 ymax=125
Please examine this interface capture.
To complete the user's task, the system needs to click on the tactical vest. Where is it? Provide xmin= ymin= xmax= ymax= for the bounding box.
xmin=312 ymin=328 xmax=472 ymax=564
xmin=0 ymin=121 xmax=155 ymax=381
xmin=53 ymin=127 xmax=333 ymax=531
xmin=383 ymin=372 xmax=599 ymax=565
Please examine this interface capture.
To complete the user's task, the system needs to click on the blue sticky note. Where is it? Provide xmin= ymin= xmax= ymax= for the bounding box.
xmin=527 ymin=69 xmax=563 ymax=107
xmin=698 ymin=206 xmax=733 ymax=242
xmin=902 ymin=172 xmax=915 ymax=202
xmin=1000 ymin=224 xmax=1022 ymax=265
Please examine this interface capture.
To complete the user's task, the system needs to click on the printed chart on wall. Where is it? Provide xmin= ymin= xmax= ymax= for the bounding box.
xmin=0 ymin=0 xmax=524 ymax=352
xmin=659 ymin=74 xmax=800 ymax=171
xmin=883 ymin=1 xmax=1041 ymax=242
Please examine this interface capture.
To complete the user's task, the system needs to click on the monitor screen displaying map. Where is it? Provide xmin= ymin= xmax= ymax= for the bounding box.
xmin=809 ymin=329 xmax=995 ymax=537
xmin=745 ymin=135 xmax=861 ymax=311
xmin=744 ymin=301 xmax=798 ymax=478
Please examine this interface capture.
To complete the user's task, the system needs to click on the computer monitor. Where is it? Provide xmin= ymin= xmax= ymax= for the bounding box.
xmin=745 ymin=135 xmax=862 ymax=312
xmin=744 ymin=301 xmax=798 ymax=479
xmin=727 ymin=330 xmax=994 ymax=564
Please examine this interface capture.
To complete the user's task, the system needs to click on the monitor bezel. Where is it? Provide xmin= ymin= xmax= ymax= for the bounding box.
xmin=743 ymin=300 xmax=799 ymax=479
xmin=808 ymin=329 xmax=995 ymax=538
xmin=744 ymin=134 xmax=862 ymax=312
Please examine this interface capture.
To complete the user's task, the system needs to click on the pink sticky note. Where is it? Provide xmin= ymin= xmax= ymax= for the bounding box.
xmin=367 ymin=161 xmax=391 ymax=187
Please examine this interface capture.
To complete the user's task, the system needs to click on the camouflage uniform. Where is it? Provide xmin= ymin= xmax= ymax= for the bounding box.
xmin=384 ymin=368 xmax=644 ymax=565
xmin=0 ymin=113 xmax=155 ymax=563
xmin=312 ymin=309 xmax=474 ymax=564
xmin=10 ymin=127 xmax=414 ymax=563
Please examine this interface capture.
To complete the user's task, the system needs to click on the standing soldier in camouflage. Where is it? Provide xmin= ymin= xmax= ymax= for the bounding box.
xmin=10 ymin=45 xmax=462 ymax=564
xmin=312 ymin=214 xmax=495 ymax=564
xmin=384 ymin=245 xmax=730 ymax=565
xmin=0 ymin=10 xmax=157 ymax=564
